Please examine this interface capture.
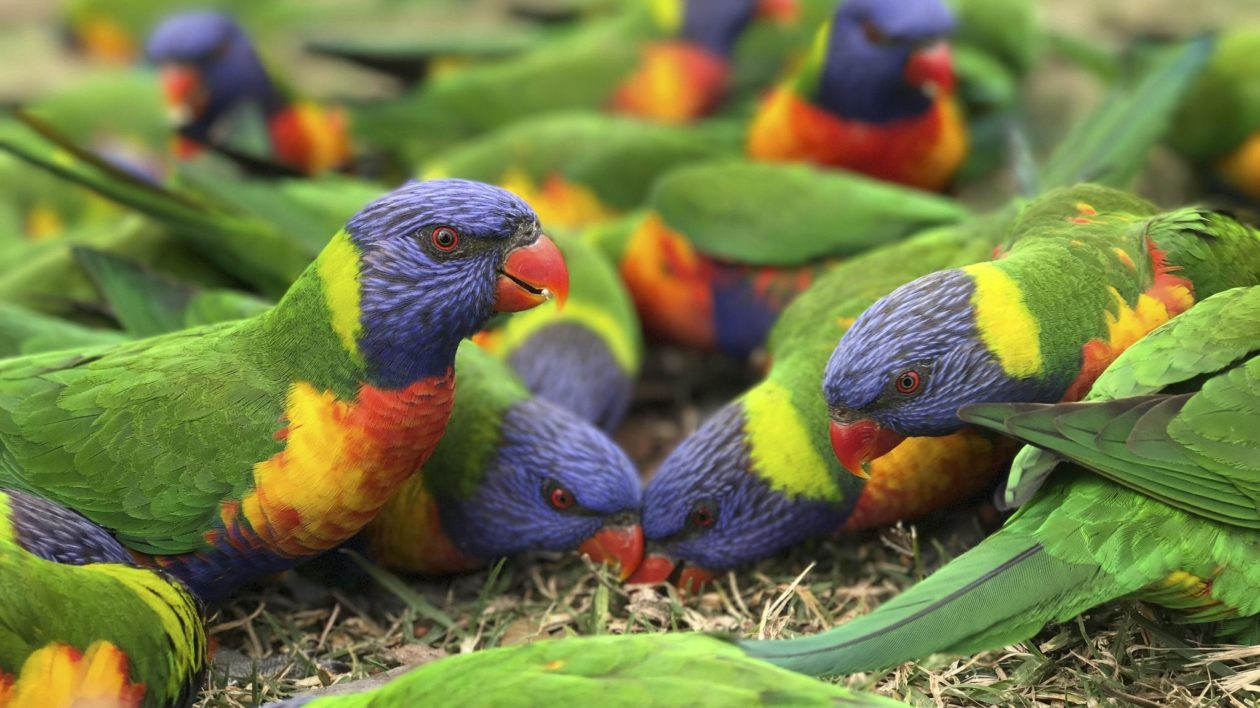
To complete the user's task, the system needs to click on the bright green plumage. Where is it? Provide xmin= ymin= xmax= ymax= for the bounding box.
xmin=275 ymin=634 xmax=903 ymax=707
xmin=741 ymin=285 xmax=1260 ymax=677
xmin=0 ymin=489 xmax=206 ymax=708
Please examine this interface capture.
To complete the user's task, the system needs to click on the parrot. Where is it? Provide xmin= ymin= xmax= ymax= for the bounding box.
xmin=362 ymin=343 xmax=644 ymax=579
xmin=822 ymin=188 xmax=1260 ymax=478
xmin=746 ymin=0 xmax=968 ymax=191
xmin=0 ymin=262 xmax=643 ymax=581
xmin=740 ymin=283 xmax=1260 ymax=676
xmin=592 ymin=161 xmax=970 ymax=359
xmin=268 ymin=633 xmax=904 ymax=708
xmin=144 ymin=11 xmax=352 ymax=175
xmin=474 ymin=233 xmax=643 ymax=431
xmin=0 ymin=487 xmax=207 ymax=708
xmin=1167 ymin=29 xmax=1260 ymax=202
xmin=628 ymin=39 xmax=1219 ymax=591
xmin=0 ymin=178 xmax=570 ymax=602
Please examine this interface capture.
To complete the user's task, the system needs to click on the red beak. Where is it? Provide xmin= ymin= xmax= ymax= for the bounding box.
xmin=756 ymin=0 xmax=799 ymax=24
xmin=578 ymin=523 xmax=644 ymax=581
xmin=495 ymin=234 xmax=569 ymax=313
xmin=626 ymin=553 xmax=715 ymax=595
xmin=829 ymin=419 xmax=906 ymax=478
xmin=158 ymin=65 xmax=205 ymax=124
xmin=904 ymin=41 xmax=955 ymax=95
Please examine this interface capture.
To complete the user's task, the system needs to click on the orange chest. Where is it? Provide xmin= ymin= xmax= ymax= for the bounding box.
xmin=747 ymin=89 xmax=967 ymax=191
xmin=222 ymin=373 xmax=457 ymax=557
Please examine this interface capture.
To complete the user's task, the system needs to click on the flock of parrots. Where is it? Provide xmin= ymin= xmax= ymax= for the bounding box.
xmin=0 ymin=0 xmax=1258 ymax=705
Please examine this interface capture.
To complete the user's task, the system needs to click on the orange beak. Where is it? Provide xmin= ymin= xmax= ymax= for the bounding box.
xmin=159 ymin=65 xmax=205 ymax=125
xmin=756 ymin=0 xmax=799 ymax=24
xmin=904 ymin=41 xmax=955 ymax=95
xmin=829 ymin=419 xmax=906 ymax=478
xmin=626 ymin=553 xmax=715 ymax=595
xmin=578 ymin=523 xmax=644 ymax=581
xmin=495 ymin=234 xmax=569 ymax=312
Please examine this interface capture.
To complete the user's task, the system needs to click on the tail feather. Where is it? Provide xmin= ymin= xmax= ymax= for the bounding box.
xmin=739 ymin=530 xmax=1118 ymax=676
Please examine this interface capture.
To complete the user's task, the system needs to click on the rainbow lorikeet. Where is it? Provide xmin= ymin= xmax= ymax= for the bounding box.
xmin=0 ymin=488 xmax=206 ymax=708
xmin=269 ymin=633 xmax=902 ymax=708
xmin=145 ymin=12 xmax=352 ymax=175
xmin=747 ymin=0 xmax=967 ymax=191
xmin=628 ymin=42 xmax=1221 ymax=589
xmin=0 ymin=179 xmax=570 ymax=602
xmin=742 ymin=284 xmax=1260 ymax=676
xmin=823 ymin=188 xmax=1260 ymax=477
xmin=629 ymin=217 xmax=1012 ymax=591
xmin=1168 ymin=29 xmax=1260 ymax=202
xmin=363 ymin=343 xmax=643 ymax=578
xmin=475 ymin=234 xmax=643 ymax=431
xmin=0 ymin=263 xmax=642 ymax=580
xmin=590 ymin=161 xmax=969 ymax=359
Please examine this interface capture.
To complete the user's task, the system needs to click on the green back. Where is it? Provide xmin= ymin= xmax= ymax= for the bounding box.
xmin=296 ymin=633 xmax=902 ymax=707
xmin=649 ymin=161 xmax=970 ymax=266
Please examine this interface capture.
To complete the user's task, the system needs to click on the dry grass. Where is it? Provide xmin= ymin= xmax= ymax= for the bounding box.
xmin=197 ymin=349 xmax=1260 ymax=708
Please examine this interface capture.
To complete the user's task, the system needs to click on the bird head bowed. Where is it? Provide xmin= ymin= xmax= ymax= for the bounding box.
xmin=332 ymin=179 xmax=568 ymax=388
xmin=145 ymin=11 xmax=273 ymax=134
xmin=436 ymin=398 xmax=644 ymax=579
xmin=812 ymin=0 xmax=957 ymax=122
xmin=823 ymin=268 xmax=1050 ymax=476
xmin=630 ymin=403 xmax=843 ymax=593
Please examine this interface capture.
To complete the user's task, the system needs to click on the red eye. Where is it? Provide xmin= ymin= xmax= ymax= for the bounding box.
xmin=895 ymin=370 xmax=921 ymax=394
xmin=548 ymin=485 xmax=575 ymax=511
xmin=689 ymin=504 xmax=715 ymax=528
xmin=431 ymin=226 xmax=459 ymax=251
xmin=861 ymin=20 xmax=890 ymax=45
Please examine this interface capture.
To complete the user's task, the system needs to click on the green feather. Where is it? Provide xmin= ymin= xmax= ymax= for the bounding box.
xmin=279 ymin=633 xmax=902 ymax=708
xmin=0 ymin=490 xmax=206 ymax=707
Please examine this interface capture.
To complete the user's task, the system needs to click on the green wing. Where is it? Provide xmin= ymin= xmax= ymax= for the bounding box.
xmin=649 ymin=161 xmax=971 ymax=266
xmin=291 ymin=634 xmax=903 ymax=707
xmin=961 ymin=286 xmax=1260 ymax=527
xmin=0 ymin=303 xmax=128 ymax=358
xmin=1038 ymin=36 xmax=1215 ymax=191
xmin=424 ymin=113 xmax=739 ymax=212
xmin=74 ymin=248 xmax=270 ymax=337
xmin=0 ymin=321 xmax=288 ymax=553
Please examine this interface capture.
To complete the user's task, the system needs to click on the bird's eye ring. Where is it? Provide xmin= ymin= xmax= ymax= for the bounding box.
xmin=895 ymin=370 xmax=921 ymax=395
xmin=688 ymin=503 xmax=716 ymax=529
xmin=431 ymin=226 xmax=459 ymax=251
xmin=546 ymin=483 xmax=575 ymax=511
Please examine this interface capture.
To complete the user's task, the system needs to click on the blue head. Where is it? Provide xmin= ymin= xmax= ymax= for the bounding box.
xmin=506 ymin=322 xmax=635 ymax=432
xmin=823 ymin=268 xmax=1052 ymax=475
xmin=812 ymin=0 xmax=957 ymax=122
xmin=436 ymin=398 xmax=644 ymax=577
xmin=679 ymin=0 xmax=760 ymax=57
xmin=334 ymin=179 xmax=568 ymax=387
xmin=145 ymin=11 xmax=279 ymax=137
xmin=631 ymin=402 xmax=847 ymax=591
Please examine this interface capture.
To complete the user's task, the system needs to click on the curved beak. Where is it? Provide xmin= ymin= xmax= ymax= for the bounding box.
xmin=496 ymin=234 xmax=569 ymax=313
xmin=578 ymin=523 xmax=643 ymax=581
xmin=158 ymin=65 xmax=204 ymax=127
xmin=829 ymin=418 xmax=906 ymax=478
xmin=626 ymin=552 xmax=715 ymax=595
xmin=756 ymin=0 xmax=799 ymax=24
xmin=904 ymin=41 xmax=955 ymax=96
